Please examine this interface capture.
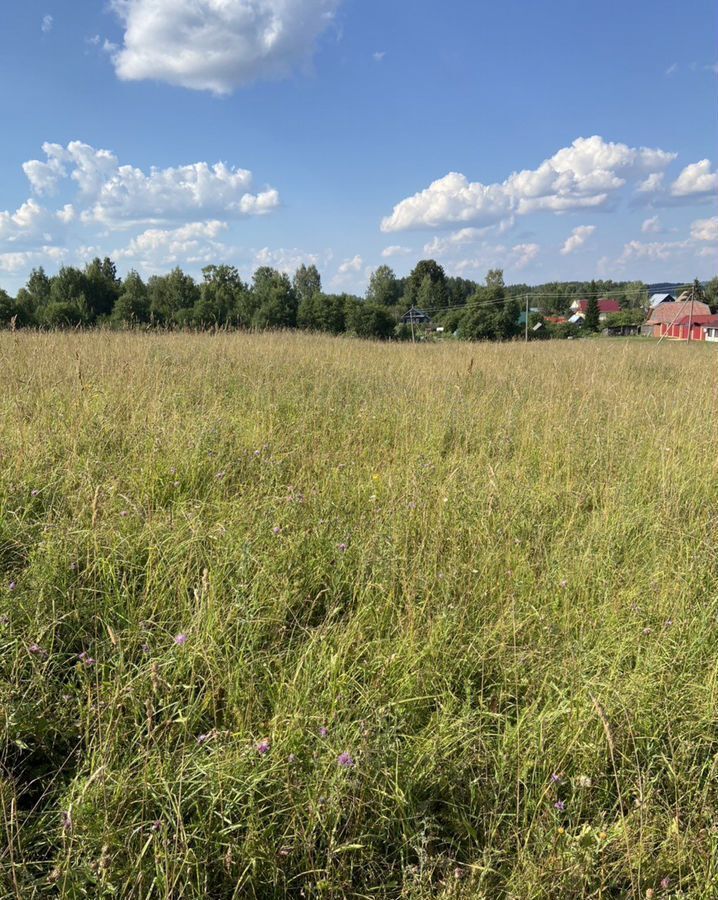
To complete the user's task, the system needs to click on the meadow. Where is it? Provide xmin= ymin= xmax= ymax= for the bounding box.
xmin=0 ymin=330 xmax=717 ymax=899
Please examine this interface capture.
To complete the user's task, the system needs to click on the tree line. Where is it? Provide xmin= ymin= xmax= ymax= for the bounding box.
xmin=1 ymin=257 xmax=716 ymax=340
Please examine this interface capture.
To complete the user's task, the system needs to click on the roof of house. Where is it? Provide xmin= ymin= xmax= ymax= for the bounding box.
xmin=673 ymin=314 xmax=718 ymax=327
xmin=401 ymin=306 xmax=431 ymax=321
xmin=646 ymin=300 xmax=711 ymax=324
xmin=576 ymin=298 xmax=622 ymax=314
xmin=649 ymin=292 xmax=676 ymax=307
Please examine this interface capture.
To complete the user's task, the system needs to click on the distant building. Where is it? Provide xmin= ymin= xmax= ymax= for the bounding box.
xmin=642 ymin=299 xmax=712 ymax=337
xmin=657 ymin=313 xmax=718 ymax=342
xmin=648 ymin=292 xmax=676 ymax=308
xmin=568 ymin=298 xmax=622 ymax=324
xmin=400 ymin=307 xmax=431 ymax=325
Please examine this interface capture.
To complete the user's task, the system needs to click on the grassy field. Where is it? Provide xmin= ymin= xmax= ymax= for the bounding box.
xmin=0 ymin=331 xmax=717 ymax=899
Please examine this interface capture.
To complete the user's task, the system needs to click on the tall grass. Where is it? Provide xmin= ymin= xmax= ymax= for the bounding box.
xmin=1 ymin=330 xmax=717 ymax=898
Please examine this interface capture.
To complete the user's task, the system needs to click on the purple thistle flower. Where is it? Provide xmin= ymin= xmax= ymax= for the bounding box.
xmin=141 ymin=643 xmax=151 ymax=654
xmin=337 ymin=751 xmax=354 ymax=768
xmin=196 ymin=733 xmax=212 ymax=746
xmin=337 ymin=543 xmax=347 ymax=553
xmin=273 ymin=526 xmax=282 ymax=535
xmin=550 ymin=773 xmax=562 ymax=784
xmin=28 ymin=643 xmax=47 ymax=657
xmin=174 ymin=633 xmax=187 ymax=646
xmin=660 ymin=876 xmax=670 ymax=890
xmin=554 ymin=800 xmax=566 ymax=811
xmin=319 ymin=726 xmax=329 ymax=738
xmin=257 ymin=739 xmax=271 ymax=755
xmin=78 ymin=651 xmax=96 ymax=667
xmin=8 ymin=581 xmax=16 ymax=591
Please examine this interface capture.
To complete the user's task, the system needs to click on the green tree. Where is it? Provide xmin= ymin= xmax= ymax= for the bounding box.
xmin=84 ymin=257 xmax=121 ymax=320
xmin=147 ymin=268 xmax=200 ymax=324
xmin=404 ymin=260 xmax=448 ymax=309
xmin=0 ymin=289 xmax=17 ymax=325
xmin=113 ymin=270 xmax=149 ymax=324
xmin=346 ymin=302 xmax=395 ymax=339
xmin=298 ymin=292 xmax=352 ymax=334
xmin=366 ymin=265 xmax=401 ymax=307
xmin=704 ymin=276 xmax=718 ymax=313
xmin=200 ymin=265 xmax=247 ymax=325
xmin=584 ymin=295 xmax=600 ymax=331
xmin=292 ymin=264 xmax=321 ymax=305
xmin=251 ymin=268 xmax=297 ymax=329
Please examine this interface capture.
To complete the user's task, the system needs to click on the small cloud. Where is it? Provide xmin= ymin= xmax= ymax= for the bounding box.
xmin=86 ymin=34 xmax=101 ymax=47
xmin=381 ymin=245 xmax=411 ymax=258
xmin=338 ymin=254 xmax=362 ymax=274
xmin=560 ymin=225 xmax=596 ymax=255
xmin=373 ymin=51 xmax=386 ymax=62
xmin=665 ymin=62 xmax=678 ymax=76
xmin=641 ymin=215 xmax=662 ymax=234
xmin=706 ymin=62 xmax=718 ymax=75
xmin=41 ymin=14 xmax=53 ymax=34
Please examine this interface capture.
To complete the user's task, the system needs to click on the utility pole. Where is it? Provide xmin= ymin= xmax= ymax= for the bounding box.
xmin=525 ymin=295 xmax=529 ymax=343
xmin=687 ymin=283 xmax=694 ymax=343
xmin=410 ymin=312 xmax=415 ymax=344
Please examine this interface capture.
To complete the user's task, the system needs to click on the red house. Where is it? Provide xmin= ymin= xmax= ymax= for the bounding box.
xmin=659 ymin=314 xmax=718 ymax=342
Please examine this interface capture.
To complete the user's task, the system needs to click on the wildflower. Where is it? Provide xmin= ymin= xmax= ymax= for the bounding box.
xmin=150 ymin=819 xmax=163 ymax=832
xmin=273 ymin=526 xmax=282 ymax=535
xmin=558 ymin=826 xmax=565 ymax=835
xmin=141 ymin=643 xmax=151 ymax=654
xmin=560 ymin=579 xmax=568 ymax=589
xmin=287 ymin=753 xmax=297 ymax=763
xmin=319 ymin=726 xmax=329 ymax=738
xmin=599 ymin=831 xmax=607 ymax=840
xmin=664 ymin=619 xmax=673 ymax=628
xmin=660 ymin=877 xmax=670 ymax=890
xmin=550 ymin=773 xmax=562 ymax=784
xmin=28 ymin=643 xmax=47 ymax=657
xmin=61 ymin=811 xmax=72 ymax=832
xmin=257 ymin=739 xmax=271 ymax=755
xmin=576 ymin=775 xmax=592 ymax=788
xmin=78 ymin=651 xmax=96 ymax=667
xmin=646 ymin=890 xmax=655 ymax=900
xmin=407 ymin=501 xmax=417 ymax=509
xmin=554 ymin=800 xmax=566 ymax=811
xmin=337 ymin=543 xmax=347 ymax=553
xmin=174 ymin=633 xmax=187 ymax=646
xmin=31 ymin=489 xmax=40 ymax=497
xmin=337 ymin=751 xmax=354 ymax=768
xmin=216 ymin=471 xmax=226 ymax=480
xmin=196 ymin=733 xmax=213 ymax=746
xmin=120 ymin=510 xmax=129 ymax=518
xmin=453 ymin=866 xmax=466 ymax=880
xmin=642 ymin=627 xmax=652 ymax=635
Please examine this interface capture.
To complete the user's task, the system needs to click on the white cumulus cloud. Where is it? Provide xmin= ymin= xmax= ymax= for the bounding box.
xmin=113 ymin=221 xmax=229 ymax=266
xmin=337 ymin=254 xmax=363 ymax=274
xmin=381 ymin=136 xmax=676 ymax=232
xmin=381 ymin=245 xmax=411 ymax=258
xmin=670 ymin=159 xmax=718 ymax=197
xmin=109 ymin=0 xmax=340 ymax=94
xmin=690 ymin=216 xmax=718 ymax=242
xmin=560 ymin=224 xmax=596 ymax=255
xmin=41 ymin=14 xmax=54 ymax=33
xmin=641 ymin=215 xmax=662 ymax=233
xmin=22 ymin=140 xmax=280 ymax=225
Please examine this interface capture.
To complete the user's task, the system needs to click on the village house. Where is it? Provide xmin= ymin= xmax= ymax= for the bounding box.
xmin=400 ymin=306 xmax=431 ymax=326
xmin=657 ymin=313 xmax=718 ymax=342
xmin=568 ymin=298 xmax=622 ymax=324
xmin=648 ymin=292 xmax=676 ymax=308
xmin=641 ymin=298 xmax=712 ymax=337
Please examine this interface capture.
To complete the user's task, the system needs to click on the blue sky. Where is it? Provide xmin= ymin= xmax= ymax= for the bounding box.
xmin=0 ymin=0 xmax=716 ymax=294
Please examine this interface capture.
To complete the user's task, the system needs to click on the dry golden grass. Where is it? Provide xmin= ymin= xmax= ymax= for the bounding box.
xmin=1 ymin=330 xmax=717 ymax=898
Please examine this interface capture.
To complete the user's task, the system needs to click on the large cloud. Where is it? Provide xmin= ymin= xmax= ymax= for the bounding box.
xmin=670 ymin=159 xmax=718 ymax=198
xmin=690 ymin=216 xmax=718 ymax=242
xmin=381 ymin=136 xmax=676 ymax=232
xmin=22 ymin=141 xmax=280 ymax=226
xmin=109 ymin=0 xmax=340 ymax=94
